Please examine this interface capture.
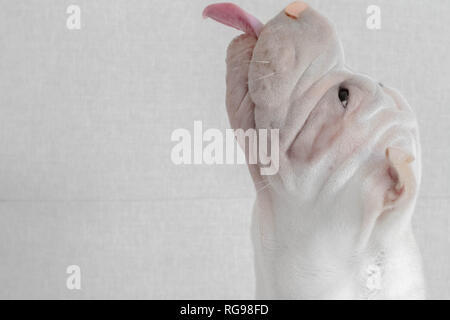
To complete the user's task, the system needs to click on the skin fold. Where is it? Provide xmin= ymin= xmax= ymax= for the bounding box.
xmin=204 ymin=2 xmax=425 ymax=299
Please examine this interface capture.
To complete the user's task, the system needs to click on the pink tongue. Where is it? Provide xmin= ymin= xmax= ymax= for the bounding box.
xmin=203 ymin=3 xmax=264 ymax=37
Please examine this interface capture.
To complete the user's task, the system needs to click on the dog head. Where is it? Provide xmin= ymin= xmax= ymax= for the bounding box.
xmin=204 ymin=2 xmax=422 ymax=297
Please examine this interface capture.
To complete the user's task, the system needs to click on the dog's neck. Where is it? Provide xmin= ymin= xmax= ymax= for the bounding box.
xmin=252 ymin=192 xmax=425 ymax=299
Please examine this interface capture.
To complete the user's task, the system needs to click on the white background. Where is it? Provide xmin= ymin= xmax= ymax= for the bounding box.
xmin=0 ymin=0 xmax=448 ymax=299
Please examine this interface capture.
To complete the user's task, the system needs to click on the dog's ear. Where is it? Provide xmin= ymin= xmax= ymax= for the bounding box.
xmin=358 ymin=147 xmax=419 ymax=244
xmin=384 ymin=147 xmax=418 ymax=211
xmin=369 ymin=147 xmax=419 ymax=234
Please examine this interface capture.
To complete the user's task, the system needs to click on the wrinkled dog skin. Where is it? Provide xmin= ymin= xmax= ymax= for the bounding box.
xmin=204 ymin=2 xmax=425 ymax=299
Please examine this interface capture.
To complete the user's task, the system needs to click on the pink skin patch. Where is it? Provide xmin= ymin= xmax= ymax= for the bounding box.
xmin=203 ymin=3 xmax=264 ymax=38
xmin=285 ymin=1 xmax=308 ymax=19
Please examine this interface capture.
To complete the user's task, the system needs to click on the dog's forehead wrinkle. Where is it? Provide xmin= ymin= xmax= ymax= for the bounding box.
xmin=285 ymin=102 xmax=417 ymax=201
xmin=288 ymin=46 xmax=339 ymax=102
xmin=357 ymin=94 xmax=391 ymax=122
xmin=281 ymin=71 xmax=351 ymax=151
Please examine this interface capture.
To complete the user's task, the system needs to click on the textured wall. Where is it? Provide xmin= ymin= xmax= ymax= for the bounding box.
xmin=0 ymin=0 xmax=448 ymax=299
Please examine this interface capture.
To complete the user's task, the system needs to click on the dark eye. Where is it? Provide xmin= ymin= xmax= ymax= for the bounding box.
xmin=338 ymin=87 xmax=349 ymax=108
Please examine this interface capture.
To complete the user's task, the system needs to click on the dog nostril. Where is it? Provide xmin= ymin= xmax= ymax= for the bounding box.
xmin=285 ymin=1 xmax=308 ymax=19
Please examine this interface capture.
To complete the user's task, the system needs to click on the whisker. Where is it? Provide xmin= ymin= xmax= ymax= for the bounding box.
xmin=256 ymin=182 xmax=271 ymax=194
xmin=247 ymin=72 xmax=276 ymax=83
xmin=247 ymin=60 xmax=271 ymax=64
xmin=254 ymin=178 xmax=269 ymax=186
xmin=234 ymin=60 xmax=271 ymax=64
xmin=231 ymin=60 xmax=271 ymax=71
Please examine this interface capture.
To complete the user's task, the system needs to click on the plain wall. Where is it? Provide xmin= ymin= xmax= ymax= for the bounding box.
xmin=0 ymin=0 xmax=448 ymax=299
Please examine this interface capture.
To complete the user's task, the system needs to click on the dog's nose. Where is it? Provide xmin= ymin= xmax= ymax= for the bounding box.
xmin=285 ymin=1 xmax=308 ymax=19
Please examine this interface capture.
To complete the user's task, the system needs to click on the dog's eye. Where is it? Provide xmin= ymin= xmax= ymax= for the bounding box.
xmin=338 ymin=87 xmax=349 ymax=109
